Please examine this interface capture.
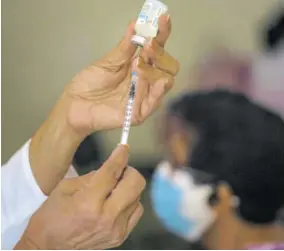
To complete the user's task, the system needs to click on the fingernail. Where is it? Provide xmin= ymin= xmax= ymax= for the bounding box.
xmin=111 ymin=144 xmax=129 ymax=158
xmin=117 ymin=143 xmax=130 ymax=151
xmin=166 ymin=14 xmax=171 ymax=23
xmin=109 ymin=145 xmax=129 ymax=166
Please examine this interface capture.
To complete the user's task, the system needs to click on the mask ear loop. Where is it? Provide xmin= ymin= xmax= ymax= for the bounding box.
xmin=208 ymin=182 xmax=219 ymax=206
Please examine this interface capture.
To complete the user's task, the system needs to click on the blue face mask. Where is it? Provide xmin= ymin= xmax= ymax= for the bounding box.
xmin=150 ymin=161 xmax=216 ymax=242
xmin=151 ymin=167 xmax=191 ymax=238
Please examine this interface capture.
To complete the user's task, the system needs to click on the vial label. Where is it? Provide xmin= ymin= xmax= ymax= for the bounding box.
xmin=151 ymin=6 xmax=167 ymax=29
xmin=137 ymin=2 xmax=152 ymax=24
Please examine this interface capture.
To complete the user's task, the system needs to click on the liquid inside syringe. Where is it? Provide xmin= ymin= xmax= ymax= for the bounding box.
xmin=120 ymin=71 xmax=138 ymax=145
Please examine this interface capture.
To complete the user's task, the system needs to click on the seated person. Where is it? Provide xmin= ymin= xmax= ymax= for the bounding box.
xmin=150 ymin=90 xmax=284 ymax=250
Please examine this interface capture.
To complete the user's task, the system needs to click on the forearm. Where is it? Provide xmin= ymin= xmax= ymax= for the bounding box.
xmin=14 ymin=235 xmax=39 ymax=250
xmin=30 ymin=94 xmax=84 ymax=195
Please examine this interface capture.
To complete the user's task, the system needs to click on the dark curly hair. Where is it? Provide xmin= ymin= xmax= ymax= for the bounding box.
xmin=169 ymin=90 xmax=284 ymax=224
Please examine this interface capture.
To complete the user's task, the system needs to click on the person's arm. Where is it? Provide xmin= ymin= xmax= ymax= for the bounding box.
xmin=14 ymin=235 xmax=39 ymax=250
xmin=29 ymin=94 xmax=84 ymax=196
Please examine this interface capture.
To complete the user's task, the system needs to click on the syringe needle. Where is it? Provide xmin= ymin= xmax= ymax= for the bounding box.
xmin=120 ymin=71 xmax=138 ymax=145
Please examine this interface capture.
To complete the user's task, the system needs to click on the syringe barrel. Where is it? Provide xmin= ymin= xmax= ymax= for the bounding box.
xmin=120 ymin=72 xmax=138 ymax=145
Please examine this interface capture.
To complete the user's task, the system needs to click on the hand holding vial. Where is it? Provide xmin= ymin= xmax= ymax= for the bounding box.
xmin=60 ymin=1 xmax=178 ymax=141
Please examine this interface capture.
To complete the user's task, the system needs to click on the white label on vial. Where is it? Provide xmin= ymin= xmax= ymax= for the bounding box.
xmin=137 ymin=2 xmax=152 ymax=24
xmin=151 ymin=6 xmax=167 ymax=29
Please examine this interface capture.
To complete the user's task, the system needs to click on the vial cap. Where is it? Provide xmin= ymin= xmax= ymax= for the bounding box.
xmin=131 ymin=35 xmax=146 ymax=47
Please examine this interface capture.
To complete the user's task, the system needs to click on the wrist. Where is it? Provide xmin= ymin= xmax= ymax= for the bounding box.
xmin=14 ymin=235 xmax=40 ymax=250
xmin=30 ymin=93 xmax=85 ymax=195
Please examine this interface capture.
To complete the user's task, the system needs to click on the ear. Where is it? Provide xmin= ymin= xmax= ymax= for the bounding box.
xmin=168 ymin=131 xmax=189 ymax=167
xmin=167 ymin=117 xmax=197 ymax=166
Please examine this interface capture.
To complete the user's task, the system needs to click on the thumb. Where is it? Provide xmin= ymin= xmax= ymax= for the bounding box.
xmin=97 ymin=144 xmax=130 ymax=181
xmin=97 ymin=22 xmax=137 ymax=70
xmin=79 ymin=144 xmax=130 ymax=203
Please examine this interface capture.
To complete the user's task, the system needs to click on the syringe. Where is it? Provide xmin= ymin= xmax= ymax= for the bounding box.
xmin=120 ymin=71 xmax=138 ymax=145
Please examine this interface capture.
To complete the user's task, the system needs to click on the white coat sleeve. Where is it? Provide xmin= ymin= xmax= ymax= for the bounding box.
xmin=1 ymin=140 xmax=79 ymax=249
xmin=1 ymin=141 xmax=47 ymax=250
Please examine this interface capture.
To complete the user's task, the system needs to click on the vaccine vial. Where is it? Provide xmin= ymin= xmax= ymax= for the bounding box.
xmin=131 ymin=0 xmax=168 ymax=47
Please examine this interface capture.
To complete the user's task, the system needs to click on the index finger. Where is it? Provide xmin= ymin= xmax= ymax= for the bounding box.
xmin=91 ymin=144 xmax=130 ymax=202
xmin=155 ymin=14 xmax=171 ymax=47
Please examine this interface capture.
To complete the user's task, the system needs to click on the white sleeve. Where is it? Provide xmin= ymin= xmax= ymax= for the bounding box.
xmin=1 ymin=141 xmax=47 ymax=250
xmin=1 ymin=141 xmax=79 ymax=249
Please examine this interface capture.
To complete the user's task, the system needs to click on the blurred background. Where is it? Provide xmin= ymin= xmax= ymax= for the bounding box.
xmin=2 ymin=0 xmax=284 ymax=249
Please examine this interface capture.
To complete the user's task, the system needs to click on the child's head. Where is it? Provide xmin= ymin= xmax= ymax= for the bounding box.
xmin=151 ymin=90 xmax=284 ymax=247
